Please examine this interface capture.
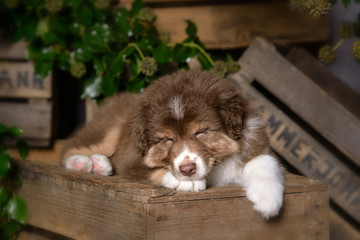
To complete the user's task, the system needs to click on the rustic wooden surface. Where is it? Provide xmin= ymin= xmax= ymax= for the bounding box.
xmin=0 ymin=40 xmax=27 ymax=59
xmin=238 ymin=37 xmax=360 ymax=168
xmin=286 ymin=47 xmax=360 ymax=119
xmin=229 ymin=72 xmax=360 ymax=224
xmin=0 ymin=62 xmax=52 ymax=98
xmin=0 ymin=101 xmax=52 ymax=146
xmin=16 ymin=161 xmax=329 ymax=239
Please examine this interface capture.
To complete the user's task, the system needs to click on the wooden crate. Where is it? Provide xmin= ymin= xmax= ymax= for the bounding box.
xmin=0 ymin=61 xmax=53 ymax=146
xmin=16 ymin=161 xmax=329 ymax=240
xmin=228 ymin=37 xmax=360 ymax=240
xmin=120 ymin=0 xmax=329 ymax=49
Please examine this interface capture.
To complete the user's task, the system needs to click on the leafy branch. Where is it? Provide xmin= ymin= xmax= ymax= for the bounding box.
xmin=0 ymin=123 xmax=29 ymax=240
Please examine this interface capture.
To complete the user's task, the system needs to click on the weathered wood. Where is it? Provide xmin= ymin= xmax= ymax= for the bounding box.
xmin=229 ymin=72 xmax=360 ymax=224
xmin=238 ymin=37 xmax=360 ymax=167
xmin=0 ymin=62 xmax=52 ymax=99
xmin=330 ymin=210 xmax=360 ymax=240
xmin=286 ymin=47 xmax=360 ymax=119
xmin=16 ymin=161 xmax=329 ymax=239
xmin=0 ymin=40 xmax=27 ymax=59
xmin=0 ymin=101 xmax=52 ymax=146
xmin=120 ymin=1 xmax=329 ymax=49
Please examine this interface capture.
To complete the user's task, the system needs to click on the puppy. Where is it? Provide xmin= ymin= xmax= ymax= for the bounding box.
xmin=62 ymin=70 xmax=284 ymax=219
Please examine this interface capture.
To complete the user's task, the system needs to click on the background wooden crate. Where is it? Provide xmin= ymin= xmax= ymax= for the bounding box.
xmin=0 ymin=61 xmax=53 ymax=146
xmin=229 ymin=37 xmax=360 ymax=240
xmin=16 ymin=161 xmax=329 ymax=240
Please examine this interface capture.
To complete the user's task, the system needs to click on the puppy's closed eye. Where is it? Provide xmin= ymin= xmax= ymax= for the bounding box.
xmin=194 ymin=128 xmax=209 ymax=139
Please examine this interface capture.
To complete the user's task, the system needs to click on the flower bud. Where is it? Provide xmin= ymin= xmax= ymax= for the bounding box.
xmin=137 ymin=7 xmax=156 ymax=23
xmin=318 ymin=45 xmax=336 ymax=64
xmin=45 ymin=0 xmax=64 ymax=14
xmin=210 ymin=61 xmax=228 ymax=77
xmin=140 ymin=57 xmax=158 ymax=76
xmin=352 ymin=41 xmax=360 ymax=61
xmin=339 ymin=21 xmax=355 ymax=39
xmin=4 ymin=0 xmax=19 ymax=8
xmin=70 ymin=62 xmax=87 ymax=78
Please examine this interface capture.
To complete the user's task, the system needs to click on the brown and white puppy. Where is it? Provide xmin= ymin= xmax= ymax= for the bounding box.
xmin=62 ymin=70 xmax=284 ymax=219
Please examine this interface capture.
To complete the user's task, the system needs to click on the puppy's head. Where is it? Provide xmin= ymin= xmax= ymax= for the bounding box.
xmin=130 ymin=70 xmax=251 ymax=180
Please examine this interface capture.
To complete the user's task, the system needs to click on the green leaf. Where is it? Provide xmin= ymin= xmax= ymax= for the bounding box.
xmin=0 ymin=144 xmax=10 ymax=156
xmin=74 ymin=46 xmax=94 ymax=62
xmin=12 ymin=172 xmax=23 ymax=186
xmin=185 ymin=20 xmax=197 ymax=39
xmin=83 ymin=33 xmax=109 ymax=52
xmin=198 ymin=53 xmax=213 ymax=70
xmin=5 ymin=196 xmax=27 ymax=224
xmin=77 ymin=4 xmax=93 ymax=27
xmin=101 ymin=75 xmax=119 ymax=97
xmin=153 ymin=44 xmax=172 ymax=64
xmin=0 ymin=187 xmax=8 ymax=207
xmin=0 ymin=221 xmax=20 ymax=234
xmin=0 ymin=153 xmax=11 ymax=178
xmin=16 ymin=140 xmax=29 ymax=161
xmin=81 ymin=76 xmax=102 ymax=99
xmin=68 ymin=0 xmax=84 ymax=6
xmin=35 ymin=61 xmax=53 ymax=78
xmin=107 ymin=56 xmax=125 ymax=77
xmin=8 ymin=127 xmax=24 ymax=137
xmin=0 ymin=123 xmax=8 ymax=134
xmin=131 ymin=0 xmax=145 ymax=17
xmin=172 ymin=44 xmax=188 ymax=63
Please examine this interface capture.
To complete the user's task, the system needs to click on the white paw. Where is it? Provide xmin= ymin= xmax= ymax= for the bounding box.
xmin=65 ymin=154 xmax=93 ymax=173
xmin=176 ymin=179 xmax=206 ymax=192
xmin=161 ymin=172 xmax=206 ymax=192
xmin=245 ymin=179 xmax=283 ymax=219
xmin=90 ymin=154 xmax=113 ymax=176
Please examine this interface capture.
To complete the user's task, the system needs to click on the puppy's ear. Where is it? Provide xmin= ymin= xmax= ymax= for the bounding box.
xmin=129 ymin=114 xmax=149 ymax=156
xmin=217 ymin=91 xmax=246 ymax=140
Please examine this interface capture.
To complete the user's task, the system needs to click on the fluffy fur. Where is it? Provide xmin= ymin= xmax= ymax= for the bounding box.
xmin=62 ymin=70 xmax=284 ymax=219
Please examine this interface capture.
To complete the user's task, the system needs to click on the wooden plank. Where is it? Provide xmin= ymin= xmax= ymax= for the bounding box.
xmin=229 ymin=72 xmax=360 ymax=223
xmin=16 ymin=162 xmax=329 ymax=239
xmin=286 ymin=47 xmax=360 ymax=119
xmin=0 ymin=62 xmax=52 ymax=99
xmin=0 ymin=101 xmax=52 ymax=140
xmin=120 ymin=1 xmax=329 ymax=49
xmin=0 ymin=40 xmax=27 ymax=59
xmin=330 ymin=210 xmax=360 ymax=240
xmin=238 ymin=37 xmax=360 ymax=167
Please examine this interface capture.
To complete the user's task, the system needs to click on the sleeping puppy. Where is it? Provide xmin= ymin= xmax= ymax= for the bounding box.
xmin=62 ymin=70 xmax=284 ymax=219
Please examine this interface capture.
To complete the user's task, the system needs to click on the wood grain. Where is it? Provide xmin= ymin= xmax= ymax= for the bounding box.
xmin=120 ymin=1 xmax=329 ymax=49
xmin=0 ymin=62 xmax=52 ymax=99
xmin=229 ymin=71 xmax=360 ymax=224
xmin=16 ymin=162 xmax=329 ymax=239
xmin=238 ymin=37 xmax=360 ymax=167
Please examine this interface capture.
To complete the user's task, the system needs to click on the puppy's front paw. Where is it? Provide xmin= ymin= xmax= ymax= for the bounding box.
xmin=245 ymin=179 xmax=283 ymax=219
xmin=65 ymin=154 xmax=93 ymax=173
xmin=176 ymin=179 xmax=206 ymax=192
xmin=90 ymin=154 xmax=113 ymax=176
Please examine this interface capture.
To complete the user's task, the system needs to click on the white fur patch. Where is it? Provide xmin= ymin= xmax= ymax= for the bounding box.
xmin=207 ymin=154 xmax=243 ymax=187
xmin=173 ymin=146 xmax=207 ymax=180
xmin=169 ymin=96 xmax=184 ymax=119
xmin=65 ymin=154 xmax=93 ymax=173
xmin=242 ymin=154 xmax=284 ymax=219
xmin=161 ymin=171 xmax=206 ymax=192
xmin=90 ymin=154 xmax=113 ymax=176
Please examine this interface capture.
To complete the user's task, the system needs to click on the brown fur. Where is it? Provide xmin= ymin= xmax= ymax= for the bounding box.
xmin=62 ymin=70 xmax=270 ymax=182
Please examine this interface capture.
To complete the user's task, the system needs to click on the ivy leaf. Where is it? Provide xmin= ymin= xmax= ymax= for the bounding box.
xmin=5 ymin=196 xmax=27 ymax=224
xmin=0 ymin=123 xmax=8 ymax=134
xmin=8 ymin=127 xmax=24 ymax=137
xmin=101 ymin=75 xmax=119 ymax=97
xmin=0 ymin=153 xmax=11 ymax=178
xmin=12 ymin=172 xmax=23 ymax=186
xmin=34 ymin=61 xmax=53 ymax=78
xmin=0 ymin=187 xmax=8 ymax=207
xmin=83 ymin=33 xmax=109 ymax=52
xmin=0 ymin=221 xmax=20 ymax=234
xmin=131 ymin=0 xmax=145 ymax=17
xmin=153 ymin=44 xmax=172 ymax=64
xmin=77 ymin=4 xmax=93 ymax=27
xmin=74 ymin=46 xmax=94 ymax=62
xmin=107 ymin=56 xmax=125 ymax=77
xmin=16 ymin=140 xmax=29 ymax=161
xmin=198 ymin=53 xmax=213 ymax=70
xmin=81 ymin=76 xmax=102 ymax=99
xmin=185 ymin=20 xmax=197 ymax=39
xmin=172 ymin=44 xmax=188 ymax=63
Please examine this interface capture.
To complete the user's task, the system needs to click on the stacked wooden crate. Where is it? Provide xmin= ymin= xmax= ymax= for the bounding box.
xmin=229 ymin=37 xmax=360 ymax=240
xmin=0 ymin=43 xmax=53 ymax=147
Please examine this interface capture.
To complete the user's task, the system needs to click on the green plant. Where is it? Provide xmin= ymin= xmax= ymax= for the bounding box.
xmin=1 ymin=0 xmax=239 ymax=102
xmin=290 ymin=0 xmax=360 ymax=64
xmin=0 ymin=123 xmax=29 ymax=239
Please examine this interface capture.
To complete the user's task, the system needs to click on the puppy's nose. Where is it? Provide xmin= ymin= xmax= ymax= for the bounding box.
xmin=179 ymin=162 xmax=197 ymax=177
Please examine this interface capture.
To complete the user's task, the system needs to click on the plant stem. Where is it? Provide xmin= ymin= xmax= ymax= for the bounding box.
xmin=117 ymin=43 xmax=145 ymax=60
xmin=167 ymin=42 xmax=215 ymax=66
xmin=333 ymin=39 xmax=344 ymax=51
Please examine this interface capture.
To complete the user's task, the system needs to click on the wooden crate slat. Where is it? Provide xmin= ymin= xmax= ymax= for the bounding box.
xmin=330 ymin=210 xmax=360 ymax=240
xmin=0 ymin=101 xmax=52 ymax=139
xmin=119 ymin=1 xmax=329 ymax=49
xmin=286 ymin=47 xmax=360 ymax=119
xmin=16 ymin=162 xmax=329 ymax=239
xmin=229 ymin=73 xmax=360 ymax=224
xmin=0 ymin=40 xmax=27 ymax=60
xmin=238 ymin=37 xmax=360 ymax=167
xmin=0 ymin=62 xmax=52 ymax=99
